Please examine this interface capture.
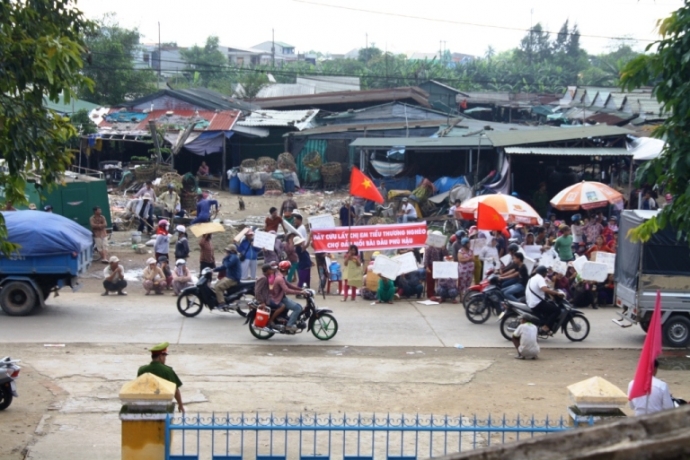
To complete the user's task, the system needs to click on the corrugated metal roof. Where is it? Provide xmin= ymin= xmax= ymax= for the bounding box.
xmin=98 ymin=109 xmax=239 ymax=135
xmin=486 ymin=125 xmax=632 ymax=147
xmin=256 ymin=84 xmax=315 ymax=98
xmin=237 ymin=109 xmax=319 ymax=131
xmin=505 ymin=147 xmax=631 ymax=156
xmin=252 ymin=86 xmax=431 ymax=110
xmin=290 ymin=118 xmax=454 ymax=137
xmin=350 ymin=137 xmax=492 ymax=149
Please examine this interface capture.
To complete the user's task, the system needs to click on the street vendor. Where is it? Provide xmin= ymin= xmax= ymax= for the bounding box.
xmin=158 ymin=184 xmax=179 ymax=218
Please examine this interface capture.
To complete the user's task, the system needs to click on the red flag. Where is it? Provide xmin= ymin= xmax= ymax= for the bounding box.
xmin=629 ymin=290 xmax=663 ymax=400
xmin=350 ymin=167 xmax=384 ymax=204
xmin=476 ymin=202 xmax=507 ymax=232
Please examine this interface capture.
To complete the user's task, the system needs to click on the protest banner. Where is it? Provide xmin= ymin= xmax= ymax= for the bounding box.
xmin=253 ymin=230 xmax=276 ymax=250
xmin=594 ymin=252 xmax=616 ymax=274
xmin=372 ymin=255 xmax=402 ymax=280
xmin=425 ymin=233 xmax=447 ymax=248
xmin=433 ymin=261 xmax=459 ymax=279
xmin=392 ymin=251 xmax=418 ymax=276
xmin=580 ymin=262 xmax=609 ymax=282
xmin=308 ymin=214 xmax=336 ymax=230
xmin=311 ymin=222 xmax=428 ymax=253
xmin=552 ymin=260 xmax=568 ymax=275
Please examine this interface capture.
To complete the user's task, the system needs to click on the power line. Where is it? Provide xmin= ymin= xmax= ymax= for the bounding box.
xmin=292 ymin=0 xmax=653 ymax=43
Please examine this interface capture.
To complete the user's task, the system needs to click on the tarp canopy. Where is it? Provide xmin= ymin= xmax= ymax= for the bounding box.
xmin=628 ymin=137 xmax=666 ymax=161
xmin=2 ymin=211 xmax=93 ymax=257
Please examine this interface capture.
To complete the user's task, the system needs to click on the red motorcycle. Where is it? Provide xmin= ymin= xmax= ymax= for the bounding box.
xmin=461 ymin=270 xmax=496 ymax=308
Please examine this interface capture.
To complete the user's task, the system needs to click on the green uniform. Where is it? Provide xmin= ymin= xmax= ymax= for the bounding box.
xmin=137 ymin=361 xmax=183 ymax=389
xmin=377 ymin=278 xmax=396 ymax=302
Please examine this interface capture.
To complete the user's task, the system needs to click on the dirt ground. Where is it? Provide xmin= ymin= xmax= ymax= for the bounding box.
xmin=2 ymin=344 xmax=689 ymax=459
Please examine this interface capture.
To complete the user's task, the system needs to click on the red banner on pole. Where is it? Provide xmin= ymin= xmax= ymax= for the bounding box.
xmin=311 ymin=222 xmax=428 ymax=253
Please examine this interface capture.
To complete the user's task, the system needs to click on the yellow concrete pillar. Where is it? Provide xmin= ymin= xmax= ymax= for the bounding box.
xmin=566 ymin=376 xmax=628 ymax=426
xmin=119 ymin=373 xmax=176 ymax=460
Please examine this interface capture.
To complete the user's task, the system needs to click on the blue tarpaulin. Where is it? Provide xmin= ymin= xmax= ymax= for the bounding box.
xmin=414 ymin=175 xmax=468 ymax=194
xmin=2 ymin=211 xmax=93 ymax=257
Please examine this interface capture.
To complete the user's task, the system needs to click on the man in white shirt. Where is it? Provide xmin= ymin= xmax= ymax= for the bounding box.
xmin=397 ymin=197 xmax=418 ymax=223
xmin=512 ymin=316 xmax=540 ymax=359
xmin=293 ymin=213 xmax=309 ymax=241
xmin=525 ymin=265 xmax=563 ymax=333
xmin=628 ymin=359 xmax=675 ymax=416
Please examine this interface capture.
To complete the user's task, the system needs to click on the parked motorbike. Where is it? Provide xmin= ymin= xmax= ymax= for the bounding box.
xmin=499 ymin=296 xmax=590 ymax=342
xmin=244 ymin=289 xmax=338 ymax=341
xmin=176 ymin=268 xmax=255 ymax=317
xmin=0 ymin=357 xmax=21 ymax=410
xmin=465 ymin=276 xmax=507 ymax=324
xmin=461 ymin=269 xmax=499 ymax=308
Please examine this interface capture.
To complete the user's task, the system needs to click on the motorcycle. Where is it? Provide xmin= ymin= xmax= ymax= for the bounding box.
xmin=0 ymin=357 xmax=21 ymax=410
xmin=465 ymin=277 xmax=507 ymax=324
xmin=499 ymin=296 xmax=590 ymax=342
xmin=244 ymin=289 xmax=338 ymax=341
xmin=176 ymin=268 xmax=255 ymax=318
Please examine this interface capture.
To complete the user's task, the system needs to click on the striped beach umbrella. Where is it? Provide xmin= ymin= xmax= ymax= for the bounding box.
xmin=458 ymin=193 xmax=543 ymax=225
xmin=550 ymin=181 xmax=624 ymax=211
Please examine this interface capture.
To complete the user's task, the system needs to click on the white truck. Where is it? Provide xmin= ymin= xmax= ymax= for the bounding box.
xmin=613 ymin=210 xmax=690 ymax=347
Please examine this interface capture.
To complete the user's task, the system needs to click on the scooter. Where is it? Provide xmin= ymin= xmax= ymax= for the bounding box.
xmin=499 ymin=296 xmax=591 ymax=342
xmin=465 ymin=276 xmax=507 ymax=324
xmin=244 ymin=289 xmax=338 ymax=341
xmin=176 ymin=268 xmax=255 ymax=317
xmin=0 ymin=357 xmax=21 ymax=410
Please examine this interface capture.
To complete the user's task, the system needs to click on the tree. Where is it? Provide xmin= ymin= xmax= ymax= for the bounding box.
xmin=358 ymin=46 xmax=382 ymax=63
xmin=515 ymin=23 xmax=552 ymax=64
xmin=79 ymin=14 xmax=157 ymax=105
xmin=179 ymin=36 xmax=231 ymax=89
xmin=234 ymin=71 xmax=269 ymax=99
xmin=620 ymin=5 xmax=690 ymax=241
xmin=0 ymin=0 xmax=93 ymax=254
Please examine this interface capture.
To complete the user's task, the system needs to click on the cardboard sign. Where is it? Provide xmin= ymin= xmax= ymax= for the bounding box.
xmin=233 ymin=227 xmax=250 ymax=243
xmin=283 ymin=219 xmax=301 ymax=236
xmin=594 ymin=252 xmax=616 ymax=274
xmin=580 ymin=262 xmax=609 ymax=282
xmin=523 ymin=245 xmax=543 ymax=261
xmin=372 ymin=255 xmax=402 ymax=280
xmin=432 ymin=261 xmax=459 ymax=279
xmin=253 ymin=230 xmax=277 ymax=251
xmin=425 ymin=233 xmax=447 ymax=248
xmin=500 ymin=254 xmax=512 ymax=267
xmin=551 ymin=261 xmax=568 ymax=275
xmin=309 ymin=214 xmax=336 ymax=230
xmin=392 ymin=251 xmax=418 ymax=276
xmin=523 ymin=256 xmax=536 ymax=275
xmin=572 ymin=255 xmax=588 ymax=275
xmin=469 ymin=239 xmax=487 ymax=252
xmin=311 ymin=222 xmax=428 ymax=253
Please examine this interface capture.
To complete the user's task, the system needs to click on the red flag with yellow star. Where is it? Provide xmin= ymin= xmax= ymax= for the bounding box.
xmin=350 ymin=167 xmax=384 ymax=203
xmin=476 ymin=202 xmax=507 ymax=232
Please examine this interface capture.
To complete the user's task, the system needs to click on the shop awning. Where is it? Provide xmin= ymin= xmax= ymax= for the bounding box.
xmin=504 ymin=147 xmax=631 ymax=156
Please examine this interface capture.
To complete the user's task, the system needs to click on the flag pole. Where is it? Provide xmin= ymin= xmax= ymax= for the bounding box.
xmin=348 ymin=194 xmax=353 ymax=246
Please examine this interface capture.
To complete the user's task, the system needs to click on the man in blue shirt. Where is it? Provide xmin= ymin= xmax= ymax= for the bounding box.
xmin=190 ymin=193 xmax=219 ymax=225
xmin=213 ymin=245 xmax=241 ymax=307
xmin=238 ymin=230 xmax=260 ymax=279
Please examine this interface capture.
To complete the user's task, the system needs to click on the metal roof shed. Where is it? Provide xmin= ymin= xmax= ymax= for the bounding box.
xmin=350 ymin=137 xmax=492 ymax=150
xmin=505 ymin=147 xmax=631 ymax=156
xmin=487 ymin=125 xmax=632 ymax=147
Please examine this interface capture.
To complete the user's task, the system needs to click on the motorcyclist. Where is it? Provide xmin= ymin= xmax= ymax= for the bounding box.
xmin=525 ymin=265 xmax=564 ymax=334
xmin=254 ymin=262 xmax=286 ymax=330
xmin=271 ymin=261 xmax=308 ymax=333
xmin=213 ymin=245 xmax=241 ymax=308
xmin=498 ymin=243 xmax=522 ymax=287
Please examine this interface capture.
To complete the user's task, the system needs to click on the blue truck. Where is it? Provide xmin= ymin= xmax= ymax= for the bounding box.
xmin=0 ymin=211 xmax=92 ymax=316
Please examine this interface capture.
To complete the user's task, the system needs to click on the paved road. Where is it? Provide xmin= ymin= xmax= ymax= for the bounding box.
xmin=0 ymin=290 xmax=647 ymax=348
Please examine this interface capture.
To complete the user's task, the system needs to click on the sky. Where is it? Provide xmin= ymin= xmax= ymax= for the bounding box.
xmin=77 ymin=0 xmax=684 ymax=57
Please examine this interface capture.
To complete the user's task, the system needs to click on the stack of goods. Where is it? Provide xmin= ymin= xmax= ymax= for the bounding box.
xmin=277 ymin=152 xmax=296 ymax=171
xmin=180 ymin=191 xmax=198 ymax=212
xmin=155 ymin=173 xmax=183 ymax=195
xmin=257 ymin=157 xmax=277 ymax=173
xmin=133 ymin=164 xmax=156 ymax=183
xmin=263 ymin=179 xmax=283 ymax=196
xmin=156 ymin=164 xmax=176 ymax=176
xmin=181 ymin=173 xmax=199 ymax=193
xmin=320 ymin=162 xmax=342 ymax=188
xmin=240 ymin=159 xmax=257 ymax=173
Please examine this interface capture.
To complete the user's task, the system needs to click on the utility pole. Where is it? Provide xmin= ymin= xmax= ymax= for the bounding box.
xmin=365 ymin=33 xmax=368 ymax=50
xmin=271 ymin=28 xmax=275 ymax=68
xmin=158 ymin=22 xmax=161 ymax=83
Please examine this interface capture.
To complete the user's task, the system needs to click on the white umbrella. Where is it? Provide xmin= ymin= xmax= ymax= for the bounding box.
xmin=628 ymin=137 xmax=666 ymax=161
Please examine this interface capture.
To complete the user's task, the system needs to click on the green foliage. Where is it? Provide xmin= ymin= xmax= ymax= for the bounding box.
xmin=235 ymin=72 xmax=269 ymax=99
xmin=79 ymin=14 xmax=157 ymax=105
xmin=0 ymin=0 xmax=94 ymax=255
xmin=620 ymin=5 xmax=690 ymax=242
xmin=179 ymin=36 xmax=232 ymax=90
xmin=358 ymin=46 xmax=382 ymax=63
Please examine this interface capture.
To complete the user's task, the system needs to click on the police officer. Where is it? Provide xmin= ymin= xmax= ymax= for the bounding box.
xmin=137 ymin=342 xmax=184 ymax=412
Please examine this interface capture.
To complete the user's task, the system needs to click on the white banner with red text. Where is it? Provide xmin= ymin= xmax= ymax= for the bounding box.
xmin=311 ymin=222 xmax=428 ymax=253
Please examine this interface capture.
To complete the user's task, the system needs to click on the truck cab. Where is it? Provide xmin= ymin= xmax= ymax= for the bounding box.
xmin=613 ymin=210 xmax=690 ymax=347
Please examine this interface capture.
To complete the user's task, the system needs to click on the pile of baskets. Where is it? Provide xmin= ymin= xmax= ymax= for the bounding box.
xmin=240 ymin=159 xmax=257 ymax=172
xmin=277 ymin=152 xmax=296 ymax=171
xmin=302 ymin=151 xmax=323 ymax=170
xmin=133 ymin=165 xmax=156 ymax=183
xmin=257 ymin=156 xmax=277 ymax=172
xmin=321 ymin=162 xmax=342 ymax=187
xmin=155 ymin=172 xmax=183 ymax=195
xmin=263 ymin=178 xmax=283 ymax=196
xmin=180 ymin=191 xmax=198 ymax=211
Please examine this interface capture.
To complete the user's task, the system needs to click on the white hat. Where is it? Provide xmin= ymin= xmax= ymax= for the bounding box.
xmin=176 ymin=259 xmax=186 ymax=265
xmin=143 ymin=193 xmax=151 ymax=200
xmin=293 ymin=236 xmax=305 ymax=245
xmin=176 ymin=225 xmax=186 ymax=233
xmin=108 ymin=256 xmax=119 ymax=263
xmin=146 ymin=257 xmax=157 ymax=264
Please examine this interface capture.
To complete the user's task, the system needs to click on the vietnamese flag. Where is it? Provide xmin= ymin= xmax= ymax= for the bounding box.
xmin=629 ymin=290 xmax=663 ymax=400
xmin=476 ymin=202 xmax=508 ymax=233
xmin=350 ymin=167 xmax=384 ymax=203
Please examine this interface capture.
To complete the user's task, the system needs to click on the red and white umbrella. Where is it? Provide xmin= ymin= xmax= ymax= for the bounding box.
xmin=550 ymin=181 xmax=624 ymax=211
xmin=458 ymin=193 xmax=543 ymax=225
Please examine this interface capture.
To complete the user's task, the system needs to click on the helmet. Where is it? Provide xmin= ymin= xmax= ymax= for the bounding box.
xmin=455 ymin=230 xmax=466 ymax=240
xmin=278 ymin=261 xmax=291 ymax=271
xmin=488 ymin=275 xmax=501 ymax=286
xmin=201 ymin=267 xmax=214 ymax=278
xmin=508 ymin=243 xmax=520 ymax=253
xmin=158 ymin=219 xmax=169 ymax=227
xmin=535 ymin=265 xmax=548 ymax=276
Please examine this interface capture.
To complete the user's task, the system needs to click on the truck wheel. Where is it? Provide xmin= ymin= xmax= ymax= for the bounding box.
xmin=0 ymin=281 xmax=37 ymax=316
xmin=662 ymin=315 xmax=690 ymax=348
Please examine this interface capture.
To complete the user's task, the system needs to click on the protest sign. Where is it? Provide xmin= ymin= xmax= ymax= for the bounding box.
xmin=425 ymin=233 xmax=447 ymax=248
xmin=500 ymin=254 xmax=512 ymax=267
xmin=572 ymin=255 xmax=588 ymax=274
xmin=524 ymin=256 xmax=536 ymax=274
xmin=392 ymin=252 xmax=418 ymax=276
xmin=311 ymin=222 xmax=428 ymax=253
xmin=253 ymin=230 xmax=276 ymax=250
xmin=470 ymin=239 xmax=487 ymax=252
xmin=372 ymin=255 xmax=402 ymax=280
xmin=551 ymin=260 xmax=568 ymax=275
xmin=595 ymin=252 xmax=616 ymax=274
xmin=433 ymin=261 xmax=459 ymax=279
xmin=523 ymin=245 xmax=543 ymax=261
xmin=580 ymin=262 xmax=609 ymax=282
xmin=309 ymin=214 xmax=336 ymax=230
xmin=233 ymin=227 xmax=250 ymax=243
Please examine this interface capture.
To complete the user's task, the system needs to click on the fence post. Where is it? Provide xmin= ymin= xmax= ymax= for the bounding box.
xmin=119 ymin=372 xmax=176 ymax=460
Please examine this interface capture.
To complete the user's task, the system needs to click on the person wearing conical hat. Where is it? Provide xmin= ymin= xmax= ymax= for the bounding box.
xmin=137 ymin=342 xmax=184 ymax=412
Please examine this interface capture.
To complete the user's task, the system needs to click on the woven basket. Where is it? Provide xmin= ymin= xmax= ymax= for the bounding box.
xmin=134 ymin=166 xmax=156 ymax=182
xmin=303 ymin=151 xmax=323 ymax=169
xmin=320 ymin=162 xmax=342 ymax=184
xmin=277 ymin=152 xmax=296 ymax=171
xmin=154 ymin=173 xmax=183 ymax=195
xmin=241 ymin=159 xmax=257 ymax=173
xmin=180 ymin=191 xmax=197 ymax=211
xmin=157 ymin=164 xmax=176 ymax=175
xmin=264 ymin=179 xmax=283 ymax=192
xmin=257 ymin=157 xmax=277 ymax=172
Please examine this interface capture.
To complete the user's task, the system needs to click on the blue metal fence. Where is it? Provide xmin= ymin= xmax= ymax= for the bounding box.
xmin=165 ymin=412 xmax=575 ymax=460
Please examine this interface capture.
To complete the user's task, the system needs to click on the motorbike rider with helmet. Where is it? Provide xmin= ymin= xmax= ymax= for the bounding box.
xmin=272 ymin=261 xmax=308 ymax=333
xmin=525 ymin=265 xmax=565 ymax=334
xmin=213 ymin=245 xmax=241 ymax=308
